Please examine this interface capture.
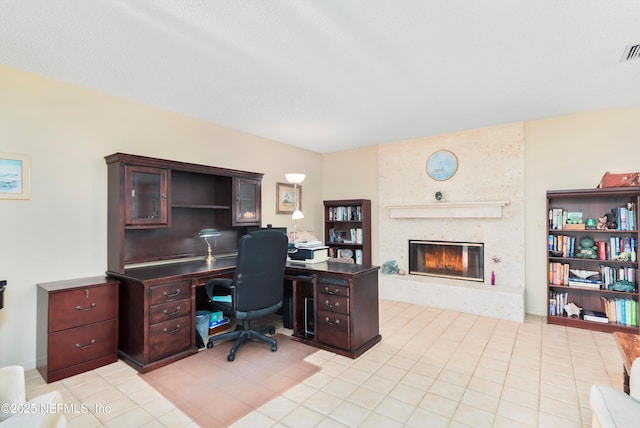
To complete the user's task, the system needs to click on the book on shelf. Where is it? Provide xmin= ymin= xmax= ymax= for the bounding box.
xmin=581 ymin=309 xmax=609 ymax=323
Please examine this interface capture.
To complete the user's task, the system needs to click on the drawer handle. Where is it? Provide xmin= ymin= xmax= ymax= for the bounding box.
xmin=324 ymin=317 xmax=340 ymax=326
xmin=324 ymin=300 xmax=339 ymax=309
xmin=324 ymin=287 xmax=341 ymax=295
xmin=163 ymin=289 xmax=181 ymax=298
xmin=163 ymin=324 xmax=181 ymax=334
xmin=76 ymin=303 xmax=96 ymax=312
xmin=163 ymin=306 xmax=182 ymax=316
xmin=75 ymin=339 xmax=96 ymax=349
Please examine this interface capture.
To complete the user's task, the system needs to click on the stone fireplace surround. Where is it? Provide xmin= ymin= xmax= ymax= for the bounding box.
xmin=377 ymin=123 xmax=526 ymax=322
xmin=379 ymin=201 xmax=525 ymax=322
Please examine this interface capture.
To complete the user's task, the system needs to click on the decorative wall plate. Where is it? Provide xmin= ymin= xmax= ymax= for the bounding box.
xmin=426 ymin=150 xmax=458 ymax=181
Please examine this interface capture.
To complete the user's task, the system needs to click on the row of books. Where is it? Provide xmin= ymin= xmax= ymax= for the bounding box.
xmin=548 ymin=235 xmax=638 ymax=261
xmin=549 ymin=291 xmax=639 ymax=327
xmin=549 ymin=262 xmax=638 ymax=290
xmin=548 ymin=204 xmax=637 ymax=231
xmin=600 ymin=297 xmax=638 ymax=327
xmin=328 ymin=227 xmax=364 ymax=244
xmin=327 ymin=206 xmax=364 ymax=222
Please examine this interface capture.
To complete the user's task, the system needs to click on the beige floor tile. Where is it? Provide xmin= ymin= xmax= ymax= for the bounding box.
xmin=346 ymin=386 xmax=386 ymax=410
xmin=497 ymin=399 xmax=539 ymax=427
xmin=302 ymin=390 xmax=343 ymax=415
xmin=405 ymin=407 xmax=450 ymax=428
xmin=418 ymin=392 xmax=458 ymax=418
xmin=374 ymin=396 xmax=415 ymax=423
xmin=453 ymin=402 xmax=495 ymax=428
xmin=328 ymin=400 xmax=372 ymax=427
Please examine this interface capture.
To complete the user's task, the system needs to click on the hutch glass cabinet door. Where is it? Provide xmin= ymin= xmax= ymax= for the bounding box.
xmin=124 ymin=165 xmax=169 ymax=227
xmin=233 ymin=177 xmax=261 ymax=226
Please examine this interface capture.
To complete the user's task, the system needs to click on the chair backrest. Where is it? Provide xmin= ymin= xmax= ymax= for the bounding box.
xmin=233 ymin=229 xmax=288 ymax=312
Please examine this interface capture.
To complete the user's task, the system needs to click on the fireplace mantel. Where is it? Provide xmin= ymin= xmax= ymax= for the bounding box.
xmin=386 ymin=201 xmax=510 ymax=219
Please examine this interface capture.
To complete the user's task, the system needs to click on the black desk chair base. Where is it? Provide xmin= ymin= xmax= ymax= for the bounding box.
xmin=207 ymin=319 xmax=278 ymax=362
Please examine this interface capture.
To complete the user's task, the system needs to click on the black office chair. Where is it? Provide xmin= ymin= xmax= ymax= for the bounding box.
xmin=205 ymin=228 xmax=288 ymax=361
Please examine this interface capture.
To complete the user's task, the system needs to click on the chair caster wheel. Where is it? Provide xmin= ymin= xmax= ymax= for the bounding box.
xmin=206 ymin=342 xmax=213 ymax=349
xmin=227 ymin=353 xmax=235 ymax=362
xmin=271 ymin=344 xmax=277 ymax=352
xmin=269 ymin=328 xmax=275 ymax=335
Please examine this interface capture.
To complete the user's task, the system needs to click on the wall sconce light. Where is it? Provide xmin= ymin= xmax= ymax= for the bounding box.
xmin=285 ymin=173 xmax=305 ymax=242
xmin=198 ymin=228 xmax=221 ymax=263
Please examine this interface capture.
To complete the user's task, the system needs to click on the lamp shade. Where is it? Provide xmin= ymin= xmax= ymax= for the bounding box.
xmin=285 ymin=173 xmax=306 ymax=184
xmin=292 ymin=209 xmax=304 ymax=220
xmin=198 ymin=228 xmax=221 ymax=238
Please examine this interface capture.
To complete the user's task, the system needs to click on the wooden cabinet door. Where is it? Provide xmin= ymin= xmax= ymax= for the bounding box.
xmin=125 ymin=165 xmax=169 ymax=227
xmin=233 ymin=177 xmax=261 ymax=226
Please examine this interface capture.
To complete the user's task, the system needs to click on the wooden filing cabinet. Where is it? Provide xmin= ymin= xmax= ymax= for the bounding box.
xmin=36 ymin=276 xmax=119 ymax=383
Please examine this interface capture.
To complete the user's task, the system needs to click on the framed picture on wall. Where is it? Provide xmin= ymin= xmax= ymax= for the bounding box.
xmin=276 ymin=182 xmax=301 ymax=214
xmin=0 ymin=152 xmax=31 ymax=200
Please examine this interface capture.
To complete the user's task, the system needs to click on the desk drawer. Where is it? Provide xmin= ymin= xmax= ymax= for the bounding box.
xmin=149 ymin=315 xmax=191 ymax=361
xmin=150 ymin=281 xmax=189 ymax=305
xmin=49 ymin=283 xmax=118 ymax=331
xmin=317 ymin=282 xmax=349 ymax=298
xmin=317 ymin=310 xmax=350 ymax=350
xmin=150 ymin=298 xmax=190 ymax=324
xmin=317 ymin=294 xmax=349 ymax=315
xmin=47 ymin=319 xmax=117 ymax=371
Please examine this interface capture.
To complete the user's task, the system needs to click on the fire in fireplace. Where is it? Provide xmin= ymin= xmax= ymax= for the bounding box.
xmin=409 ymin=240 xmax=484 ymax=282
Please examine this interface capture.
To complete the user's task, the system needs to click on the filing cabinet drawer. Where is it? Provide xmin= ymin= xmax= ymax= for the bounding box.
xmin=47 ymin=319 xmax=117 ymax=372
xmin=316 ymin=310 xmax=350 ymax=350
xmin=318 ymin=294 xmax=349 ymax=315
xmin=48 ymin=282 xmax=118 ymax=331
xmin=149 ymin=315 xmax=191 ymax=361
xmin=150 ymin=298 xmax=190 ymax=324
xmin=150 ymin=281 xmax=189 ymax=305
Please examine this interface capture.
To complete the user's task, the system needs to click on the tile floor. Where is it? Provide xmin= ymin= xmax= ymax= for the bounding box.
xmin=25 ymin=300 xmax=624 ymax=427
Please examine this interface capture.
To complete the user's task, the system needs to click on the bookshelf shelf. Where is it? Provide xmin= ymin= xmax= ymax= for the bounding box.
xmin=547 ymin=187 xmax=640 ymax=333
xmin=324 ymin=199 xmax=371 ymax=265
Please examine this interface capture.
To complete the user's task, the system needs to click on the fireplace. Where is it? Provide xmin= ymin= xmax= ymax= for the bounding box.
xmin=409 ymin=240 xmax=484 ymax=282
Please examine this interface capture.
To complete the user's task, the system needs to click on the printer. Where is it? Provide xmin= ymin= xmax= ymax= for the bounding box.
xmin=288 ymin=242 xmax=328 ymax=263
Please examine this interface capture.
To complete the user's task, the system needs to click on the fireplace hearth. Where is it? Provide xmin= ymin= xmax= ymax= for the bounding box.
xmin=409 ymin=240 xmax=484 ymax=282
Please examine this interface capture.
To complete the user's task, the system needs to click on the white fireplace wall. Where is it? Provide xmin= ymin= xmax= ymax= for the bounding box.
xmin=378 ymin=122 xmax=526 ymax=321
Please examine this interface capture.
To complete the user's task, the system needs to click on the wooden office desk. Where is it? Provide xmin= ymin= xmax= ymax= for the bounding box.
xmin=613 ymin=331 xmax=640 ymax=394
xmin=107 ymin=258 xmax=380 ymax=372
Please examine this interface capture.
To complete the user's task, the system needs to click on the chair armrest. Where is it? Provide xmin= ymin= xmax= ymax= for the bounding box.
xmin=630 ymin=357 xmax=640 ymax=401
xmin=0 ymin=391 xmax=66 ymax=428
xmin=205 ymin=278 xmax=235 ymax=299
xmin=590 ymin=383 xmax=640 ymax=428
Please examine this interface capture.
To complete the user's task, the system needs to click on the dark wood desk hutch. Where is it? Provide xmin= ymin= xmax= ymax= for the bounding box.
xmin=105 ymin=153 xmax=262 ymax=372
xmin=105 ymin=153 xmax=381 ymax=373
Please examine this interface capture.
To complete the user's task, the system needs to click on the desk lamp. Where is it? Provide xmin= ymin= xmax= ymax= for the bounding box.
xmin=285 ymin=173 xmax=305 ymax=242
xmin=198 ymin=228 xmax=221 ymax=263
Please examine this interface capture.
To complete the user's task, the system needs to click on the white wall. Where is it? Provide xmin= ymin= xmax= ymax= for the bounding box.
xmin=0 ymin=66 xmax=322 ymax=368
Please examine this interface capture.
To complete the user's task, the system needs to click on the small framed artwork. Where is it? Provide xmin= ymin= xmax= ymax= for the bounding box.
xmin=0 ymin=152 xmax=31 ymax=200
xmin=276 ymin=182 xmax=301 ymax=214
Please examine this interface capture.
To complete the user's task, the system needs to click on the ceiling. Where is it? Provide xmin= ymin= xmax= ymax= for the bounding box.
xmin=2 ymin=1 xmax=640 ymax=153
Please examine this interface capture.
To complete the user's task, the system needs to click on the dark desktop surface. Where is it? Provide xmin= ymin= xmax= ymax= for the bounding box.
xmin=110 ymin=256 xmax=378 ymax=282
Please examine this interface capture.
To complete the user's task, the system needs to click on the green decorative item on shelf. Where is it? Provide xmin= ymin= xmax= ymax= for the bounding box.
xmin=585 ymin=218 xmax=597 ymax=230
xmin=608 ymin=281 xmax=635 ymax=293
xmin=381 ymin=260 xmax=399 ymax=275
xmin=575 ymin=236 xmax=598 ymax=259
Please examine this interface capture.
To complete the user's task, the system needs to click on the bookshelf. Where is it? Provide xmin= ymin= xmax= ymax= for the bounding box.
xmin=324 ymin=199 xmax=371 ymax=265
xmin=547 ymin=187 xmax=640 ymax=333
